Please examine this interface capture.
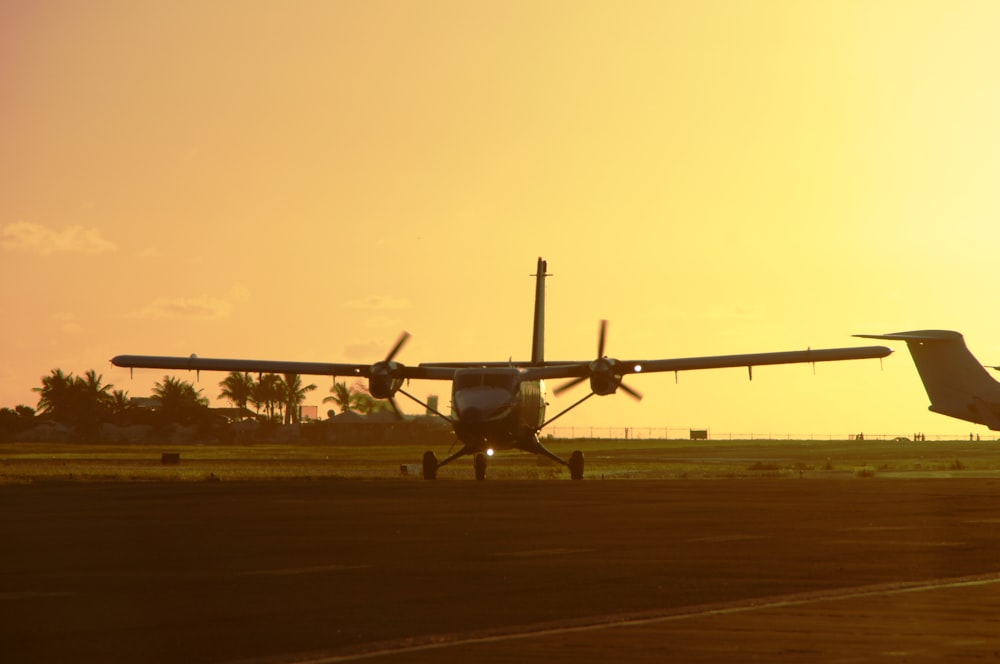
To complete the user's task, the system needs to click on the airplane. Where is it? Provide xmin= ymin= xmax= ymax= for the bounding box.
xmin=856 ymin=330 xmax=1000 ymax=430
xmin=112 ymin=258 xmax=891 ymax=480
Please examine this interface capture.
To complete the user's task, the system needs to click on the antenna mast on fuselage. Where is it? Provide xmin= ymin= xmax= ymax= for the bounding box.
xmin=530 ymin=257 xmax=550 ymax=366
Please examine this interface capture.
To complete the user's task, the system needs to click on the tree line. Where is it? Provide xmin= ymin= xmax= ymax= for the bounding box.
xmin=0 ymin=368 xmax=391 ymax=441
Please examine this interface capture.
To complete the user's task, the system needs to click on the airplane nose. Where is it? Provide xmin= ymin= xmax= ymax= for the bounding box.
xmin=462 ymin=407 xmax=484 ymax=422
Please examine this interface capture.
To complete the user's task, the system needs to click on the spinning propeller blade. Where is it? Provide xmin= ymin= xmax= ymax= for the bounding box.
xmin=387 ymin=396 xmax=404 ymax=420
xmin=619 ymin=380 xmax=643 ymax=401
xmin=555 ymin=319 xmax=642 ymax=400
xmin=553 ymin=375 xmax=588 ymax=396
xmin=386 ymin=331 xmax=410 ymax=362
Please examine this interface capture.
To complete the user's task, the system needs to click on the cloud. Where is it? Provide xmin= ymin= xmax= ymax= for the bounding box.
xmin=1 ymin=221 xmax=117 ymax=255
xmin=124 ymin=285 xmax=250 ymax=321
xmin=344 ymin=295 xmax=412 ymax=310
xmin=126 ymin=295 xmax=235 ymax=321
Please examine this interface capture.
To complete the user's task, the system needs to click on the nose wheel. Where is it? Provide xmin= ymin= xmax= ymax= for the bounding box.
xmin=474 ymin=453 xmax=488 ymax=481
xmin=422 ymin=448 xmax=583 ymax=480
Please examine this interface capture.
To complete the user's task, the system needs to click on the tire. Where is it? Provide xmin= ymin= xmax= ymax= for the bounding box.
xmin=474 ymin=453 xmax=487 ymax=481
xmin=422 ymin=451 xmax=438 ymax=480
xmin=569 ymin=450 xmax=584 ymax=480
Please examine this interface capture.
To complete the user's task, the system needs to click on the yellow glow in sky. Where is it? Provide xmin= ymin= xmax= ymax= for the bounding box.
xmin=3 ymin=1 xmax=1000 ymax=437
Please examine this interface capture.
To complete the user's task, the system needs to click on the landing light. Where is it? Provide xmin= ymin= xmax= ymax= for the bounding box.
xmin=634 ymin=364 xmax=643 ymax=373
xmin=486 ymin=448 xmax=494 ymax=457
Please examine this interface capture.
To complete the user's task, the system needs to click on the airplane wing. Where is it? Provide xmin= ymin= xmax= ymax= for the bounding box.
xmin=110 ymin=355 xmax=458 ymax=381
xmin=623 ymin=345 xmax=892 ymax=375
xmin=114 ymin=343 xmax=890 ymax=382
xmin=519 ymin=345 xmax=892 ymax=382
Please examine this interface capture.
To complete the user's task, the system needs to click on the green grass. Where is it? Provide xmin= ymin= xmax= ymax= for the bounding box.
xmin=2 ymin=438 xmax=999 ymax=483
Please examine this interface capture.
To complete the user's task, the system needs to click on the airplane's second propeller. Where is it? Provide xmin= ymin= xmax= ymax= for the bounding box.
xmin=554 ymin=320 xmax=642 ymax=401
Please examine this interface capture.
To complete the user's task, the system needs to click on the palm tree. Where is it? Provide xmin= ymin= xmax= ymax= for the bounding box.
xmin=33 ymin=368 xmax=117 ymax=439
xmin=251 ymin=373 xmax=284 ymax=422
xmin=73 ymin=370 xmax=115 ymax=435
xmin=108 ymin=390 xmax=133 ymax=417
xmin=218 ymin=372 xmax=254 ymax=411
xmin=33 ymin=368 xmax=76 ymax=419
xmin=323 ymin=381 xmax=358 ymax=414
xmin=77 ymin=370 xmax=114 ymax=408
xmin=153 ymin=375 xmax=209 ymax=424
xmin=282 ymin=373 xmax=317 ymax=424
xmin=350 ymin=383 xmax=393 ymax=415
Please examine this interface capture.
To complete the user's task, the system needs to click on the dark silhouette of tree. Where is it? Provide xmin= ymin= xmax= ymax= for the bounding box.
xmin=322 ymin=380 xmax=390 ymax=415
xmin=282 ymin=373 xmax=316 ymax=424
xmin=0 ymin=406 xmax=35 ymax=440
xmin=218 ymin=372 xmax=254 ymax=411
xmin=152 ymin=375 xmax=209 ymax=424
xmin=350 ymin=382 xmax=393 ymax=415
xmin=251 ymin=373 xmax=284 ymax=422
xmin=33 ymin=368 xmax=76 ymax=420
xmin=323 ymin=381 xmax=358 ymax=414
xmin=108 ymin=389 xmax=133 ymax=417
xmin=73 ymin=370 xmax=115 ymax=438
xmin=32 ymin=369 xmax=116 ymax=440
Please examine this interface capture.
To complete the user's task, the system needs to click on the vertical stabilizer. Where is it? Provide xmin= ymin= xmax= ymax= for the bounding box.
xmin=530 ymin=258 xmax=549 ymax=365
xmin=856 ymin=330 xmax=1000 ymax=430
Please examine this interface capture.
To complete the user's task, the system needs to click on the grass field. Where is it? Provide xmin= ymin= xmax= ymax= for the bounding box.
xmin=2 ymin=437 xmax=999 ymax=483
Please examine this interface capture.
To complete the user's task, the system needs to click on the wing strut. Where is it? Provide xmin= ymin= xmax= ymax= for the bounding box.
xmin=396 ymin=388 xmax=454 ymax=424
xmin=540 ymin=392 xmax=596 ymax=429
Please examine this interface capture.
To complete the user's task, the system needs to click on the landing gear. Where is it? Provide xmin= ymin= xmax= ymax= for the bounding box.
xmin=569 ymin=450 xmax=584 ymax=480
xmin=474 ymin=453 xmax=488 ymax=481
xmin=422 ymin=451 xmax=438 ymax=480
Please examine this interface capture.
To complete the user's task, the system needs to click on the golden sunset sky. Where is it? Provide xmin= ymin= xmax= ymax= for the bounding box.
xmin=3 ymin=1 xmax=1000 ymax=437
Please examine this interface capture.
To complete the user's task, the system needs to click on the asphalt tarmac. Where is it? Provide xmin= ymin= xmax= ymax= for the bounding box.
xmin=3 ymin=479 xmax=1000 ymax=662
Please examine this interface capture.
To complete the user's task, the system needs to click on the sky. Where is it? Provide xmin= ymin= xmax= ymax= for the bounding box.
xmin=3 ymin=1 xmax=1000 ymax=438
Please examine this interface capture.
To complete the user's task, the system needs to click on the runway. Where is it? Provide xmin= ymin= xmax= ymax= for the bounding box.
xmin=3 ymin=479 xmax=1000 ymax=662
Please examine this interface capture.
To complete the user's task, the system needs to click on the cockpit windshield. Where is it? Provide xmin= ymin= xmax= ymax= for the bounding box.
xmin=453 ymin=369 xmax=519 ymax=392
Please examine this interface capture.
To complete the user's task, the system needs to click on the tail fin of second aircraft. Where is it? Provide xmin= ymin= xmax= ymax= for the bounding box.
xmin=856 ymin=330 xmax=1000 ymax=430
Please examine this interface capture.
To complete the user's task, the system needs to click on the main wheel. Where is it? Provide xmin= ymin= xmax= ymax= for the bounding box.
xmin=422 ymin=451 xmax=438 ymax=480
xmin=569 ymin=450 xmax=584 ymax=480
xmin=474 ymin=453 xmax=487 ymax=481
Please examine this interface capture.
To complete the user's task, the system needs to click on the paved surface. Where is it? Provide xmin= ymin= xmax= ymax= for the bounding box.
xmin=3 ymin=479 xmax=1000 ymax=662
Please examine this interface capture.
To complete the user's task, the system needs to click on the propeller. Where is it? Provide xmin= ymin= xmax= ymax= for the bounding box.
xmin=554 ymin=320 xmax=642 ymax=401
xmin=368 ymin=331 xmax=411 ymax=418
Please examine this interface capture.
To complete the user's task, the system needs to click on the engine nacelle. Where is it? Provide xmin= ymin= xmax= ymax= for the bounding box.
xmin=369 ymin=361 xmax=404 ymax=399
xmin=588 ymin=358 xmax=622 ymax=396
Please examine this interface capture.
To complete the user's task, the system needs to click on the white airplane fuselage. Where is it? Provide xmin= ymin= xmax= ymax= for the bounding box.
xmin=451 ymin=368 xmax=546 ymax=453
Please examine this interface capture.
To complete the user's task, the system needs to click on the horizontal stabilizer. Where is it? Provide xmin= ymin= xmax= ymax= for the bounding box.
xmin=855 ymin=330 xmax=966 ymax=343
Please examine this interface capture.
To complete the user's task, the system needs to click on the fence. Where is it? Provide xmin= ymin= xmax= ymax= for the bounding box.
xmin=542 ymin=426 xmax=997 ymax=442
